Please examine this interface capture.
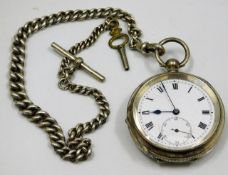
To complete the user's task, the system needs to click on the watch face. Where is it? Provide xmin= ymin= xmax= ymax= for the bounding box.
xmin=136 ymin=77 xmax=218 ymax=151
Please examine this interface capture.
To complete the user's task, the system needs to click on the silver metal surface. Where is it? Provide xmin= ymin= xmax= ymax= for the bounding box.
xmin=155 ymin=37 xmax=190 ymax=69
xmin=9 ymin=8 xmax=144 ymax=162
xmin=126 ymin=72 xmax=225 ymax=163
xmin=51 ymin=42 xmax=105 ymax=82
xmin=9 ymin=8 xmax=224 ymax=164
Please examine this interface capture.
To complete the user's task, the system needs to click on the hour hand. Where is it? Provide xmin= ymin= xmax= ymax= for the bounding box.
xmin=141 ymin=110 xmax=173 ymax=115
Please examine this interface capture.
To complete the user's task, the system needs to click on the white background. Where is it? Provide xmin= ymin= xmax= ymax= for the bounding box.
xmin=1 ymin=0 xmax=228 ymax=175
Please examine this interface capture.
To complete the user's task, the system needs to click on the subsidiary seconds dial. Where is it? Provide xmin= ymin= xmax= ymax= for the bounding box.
xmin=138 ymin=79 xmax=215 ymax=150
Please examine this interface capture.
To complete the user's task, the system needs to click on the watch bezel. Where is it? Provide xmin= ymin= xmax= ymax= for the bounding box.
xmin=126 ymin=71 xmax=225 ymax=162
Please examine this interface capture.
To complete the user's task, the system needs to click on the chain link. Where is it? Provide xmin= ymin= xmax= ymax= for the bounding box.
xmin=9 ymin=8 xmax=146 ymax=162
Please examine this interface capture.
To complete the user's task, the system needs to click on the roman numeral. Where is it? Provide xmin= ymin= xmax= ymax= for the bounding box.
xmin=157 ymin=86 xmax=163 ymax=93
xmin=145 ymin=97 xmax=153 ymax=101
xmin=202 ymin=110 xmax=210 ymax=114
xmin=175 ymin=141 xmax=180 ymax=146
xmin=188 ymin=86 xmax=193 ymax=93
xmin=141 ymin=111 xmax=150 ymax=115
xmin=157 ymin=133 xmax=163 ymax=140
xmin=198 ymin=96 xmax=205 ymax=102
xmin=145 ymin=121 xmax=154 ymax=130
xmin=172 ymin=82 xmax=178 ymax=90
xmin=198 ymin=122 xmax=207 ymax=129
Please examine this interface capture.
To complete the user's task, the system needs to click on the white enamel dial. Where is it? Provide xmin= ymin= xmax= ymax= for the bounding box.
xmin=137 ymin=79 xmax=215 ymax=150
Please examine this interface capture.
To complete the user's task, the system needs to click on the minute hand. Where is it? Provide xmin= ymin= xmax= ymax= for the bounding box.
xmin=161 ymin=81 xmax=176 ymax=109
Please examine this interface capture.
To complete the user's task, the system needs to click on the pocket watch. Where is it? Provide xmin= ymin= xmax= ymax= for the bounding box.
xmin=126 ymin=37 xmax=225 ymax=163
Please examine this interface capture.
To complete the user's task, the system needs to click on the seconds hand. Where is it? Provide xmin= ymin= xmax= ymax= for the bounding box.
xmin=171 ymin=128 xmax=195 ymax=139
xmin=161 ymin=81 xmax=179 ymax=115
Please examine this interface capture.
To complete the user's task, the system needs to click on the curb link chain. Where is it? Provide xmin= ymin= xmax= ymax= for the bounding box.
xmin=9 ymin=8 xmax=164 ymax=162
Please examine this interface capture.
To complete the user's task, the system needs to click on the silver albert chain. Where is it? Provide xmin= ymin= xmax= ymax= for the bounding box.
xmin=10 ymin=8 xmax=224 ymax=163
